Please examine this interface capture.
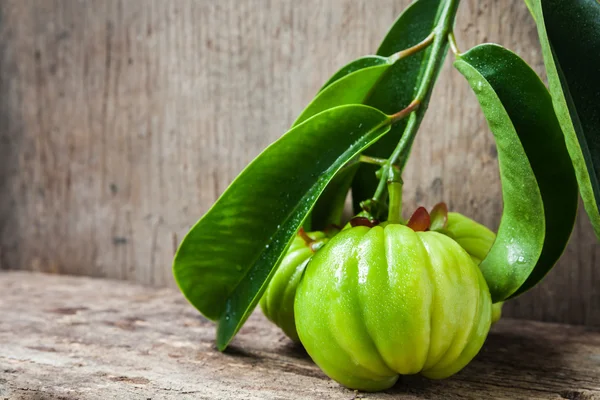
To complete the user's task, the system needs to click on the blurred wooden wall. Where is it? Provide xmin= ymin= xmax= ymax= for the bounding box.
xmin=0 ymin=0 xmax=598 ymax=325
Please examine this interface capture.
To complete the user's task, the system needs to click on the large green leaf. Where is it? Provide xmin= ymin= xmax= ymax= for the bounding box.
xmin=173 ymin=105 xmax=392 ymax=350
xmin=526 ymin=0 xmax=600 ymax=239
xmin=293 ymin=64 xmax=391 ymax=230
xmin=455 ymin=44 xmax=578 ymax=302
xmin=352 ymin=0 xmax=453 ymax=212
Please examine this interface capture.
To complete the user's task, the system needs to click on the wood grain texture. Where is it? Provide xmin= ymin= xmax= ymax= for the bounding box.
xmin=1 ymin=272 xmax=599 ymax=400
xmin=0 ymin=0 xmax=598 ymax=325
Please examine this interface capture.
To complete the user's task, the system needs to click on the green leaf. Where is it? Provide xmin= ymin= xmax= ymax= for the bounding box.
xmin=455 ymin=44 xmax=578 ymax=302
xmin=376 ymin=0 xmax=442 ymax=57
xmin=527 ymin=0 xmax=600 ymax=239
xmin=352 ymin=0 xmax=452 ymax=212
xmin=319 ymin=56 xmax=390 ymax=91
xmin=294 ymin=64 xmax=392 ymax=127
xmin=292 ymin=63 xmax=391 ymax=230
xmin=173 ymin=105 xmax=391 ymax=350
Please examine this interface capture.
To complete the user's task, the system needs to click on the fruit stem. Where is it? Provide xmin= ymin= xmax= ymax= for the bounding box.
xmin=387 ymin=166 xmax=404 ymax=224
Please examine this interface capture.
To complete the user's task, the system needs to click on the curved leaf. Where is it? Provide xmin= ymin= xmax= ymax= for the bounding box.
xmin=173 ymin=105 xmax=392 ymax=350
xmin=455 ymin=44 xmax=578 ymax=302
xmin=293 ymin=64 xmax=391 ymax=230
xmin=352 ymin=0 xmax=452 ymax=212
xmin=527 ymin=0 xmax=600 ymax=239
xmin=319 ymin=56 xmax=390 ymax=91
xmin=294 ymin=64 xmax=391 ymax=126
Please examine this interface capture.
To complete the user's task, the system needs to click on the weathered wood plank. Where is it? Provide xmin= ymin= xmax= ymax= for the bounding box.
xmin=0 ymin=0 xmax=598 ymax=326
xmin=0 ymin=272 xmax=599 ymax=399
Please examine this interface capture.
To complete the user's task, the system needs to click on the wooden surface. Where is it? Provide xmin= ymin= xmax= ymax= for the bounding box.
xmin=0 ymin=271 xmax=598 ymax=400
xmin=0 ymin=0 xmax=599 ymax=326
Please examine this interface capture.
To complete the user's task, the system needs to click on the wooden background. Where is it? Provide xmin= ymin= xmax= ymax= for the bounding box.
xmin=0 ymin=0 xmax=598 ymax=326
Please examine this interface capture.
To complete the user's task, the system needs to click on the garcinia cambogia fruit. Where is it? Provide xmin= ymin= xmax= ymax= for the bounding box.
xmin=439 ymin=211 xmax=496 ymax=265
xmin=432 ymin=206 xmax=503 ymax=323
xmin=294 ymin=222 xmax=492 ymax=391
xmin=260 ymin=229 xmax=332 ymax=342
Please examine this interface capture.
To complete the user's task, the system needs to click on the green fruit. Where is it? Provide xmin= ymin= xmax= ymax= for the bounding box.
xmin=439 ymin=212 xmax=504 ymax=322
xmin=260 ymin=230 xmax=330 ymax=342
xmin=491 ymin=302 xmax=502 ymax=324
xmin=295 ymin=224 xmax=492 ymax=391
xmin=440 ymin=212 xmax=497 ymax=264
